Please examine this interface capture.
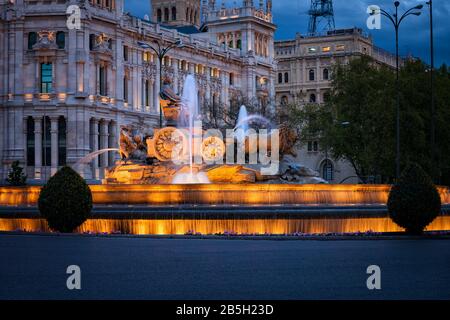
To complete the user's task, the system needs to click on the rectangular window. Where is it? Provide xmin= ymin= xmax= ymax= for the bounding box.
xmin=313 ymin=141 xmax=319 ymax=152
xmin=322 ymin=46 xmax=331 ymax=53
xmin=145 ymin=80 xmax=149 ymax=106
xmin=99 ymin=66 xmax=107 ymax=96
xmin=123 ymin=77 xmax=128 ymax=102
xmin=26 ymin=118 xmax=35 ymax=166
xmin=143 ymin=52 xmax=150 ymax=62
xmin=40 ymin=63 xmax=52 ymax=93
xmin=58 ymin=118 xmax=67 ymax=166
xmin=308 ymin=47 xmax=317 ymax=53
xmin=123 ymin=45 xmax=129 ymax=61
xmin=336 ymin=44 xmax=345 ymax=51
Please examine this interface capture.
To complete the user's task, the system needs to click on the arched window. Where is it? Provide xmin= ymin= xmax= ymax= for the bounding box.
xmin=26 ymin=117 xmax=35 ymax=166
xmin=236 ymin=39 xmax=242 ymax=50
xmin=323 ymin=68 xmax=329 ymax=80
xmin=58 ymin=117 xmax=67 ymax=166
xmin=171 ymin=7 xmax=177 ymax=21
xmin=322 ymin=160 xmax=334 ymax=182
xmin=28 ymin=32 xmax=37 ymax=50
xmin=309 ymin=69 xmax=315 ymax=81
xmin=278 ymin=73 xmax=283 ymax=84
xmin=229 ymin=40 xmax=234 ymax=48
xmin=164 ymin=8 xmax=169 ymax=21
xmin=284 ymin=72 xmax=289 ymax=83
xmin=42 ymin=116 xmax=51 ymax=167
xmin=157 ymin=9 xmax=162 ymax=22
xmin=56 ymin=31 xmax=65 ymax=49
xmin=310 ymin=93 xmax=316 ymax=103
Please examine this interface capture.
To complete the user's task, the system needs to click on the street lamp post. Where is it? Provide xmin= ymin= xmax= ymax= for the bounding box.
xmin=427 ymin=0 xmax=436 ymax=181
xmin=138 ymin=39 xmax=184 ymax=128
xmin=372 ymin=1 xmax=423 ymax=179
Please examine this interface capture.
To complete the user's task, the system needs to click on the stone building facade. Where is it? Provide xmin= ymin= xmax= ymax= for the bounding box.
xmin=275 ymin=28 xmax=397 ymax=183
xmin=0 ymin=0 xmax=276 ymax=182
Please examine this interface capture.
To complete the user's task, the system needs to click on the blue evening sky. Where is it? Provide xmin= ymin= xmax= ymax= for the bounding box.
xmin=125 ymin=0 xmax=449 ymax=66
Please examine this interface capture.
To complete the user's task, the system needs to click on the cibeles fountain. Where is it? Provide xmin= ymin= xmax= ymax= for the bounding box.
xmin=105 ymin=75 xmax=326 ymax=185
xmin=1 ymin=76 xmax=449 ymax=235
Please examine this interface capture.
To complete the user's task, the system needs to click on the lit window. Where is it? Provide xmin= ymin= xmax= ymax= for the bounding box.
xmin=322 ymin=46 xmax=331 ymax=53
xmin=40 ymin=63 xmax=52 ymax=93
xmin=308 ymin=47 xmax=317 ymax=53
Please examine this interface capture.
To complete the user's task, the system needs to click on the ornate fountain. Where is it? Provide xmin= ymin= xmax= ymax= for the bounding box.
xmin=105 ymin=76 xmax=326 ymax=185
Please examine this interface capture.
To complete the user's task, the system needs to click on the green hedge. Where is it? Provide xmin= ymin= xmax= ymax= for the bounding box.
xmin=38 ymin=167 xmax=92 ymax=233
xmin=388 ymin=163 xmax=441 ymax=234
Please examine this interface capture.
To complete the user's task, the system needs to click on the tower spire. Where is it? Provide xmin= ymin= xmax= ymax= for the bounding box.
xmin=308 ymin=0 xmax=336 ymax=35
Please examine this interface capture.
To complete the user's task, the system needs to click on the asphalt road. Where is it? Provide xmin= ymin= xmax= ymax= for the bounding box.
xmin=0 ymin=234 xmax=449 ymax=300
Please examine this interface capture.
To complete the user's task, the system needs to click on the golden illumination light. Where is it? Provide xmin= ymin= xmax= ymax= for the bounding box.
xmin=0 ymin=185 xmax=449 ymax=207
xmin=1 ymin=216 xmax=449 ymax=235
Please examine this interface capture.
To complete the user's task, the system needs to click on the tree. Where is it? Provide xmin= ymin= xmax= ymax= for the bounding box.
xmin=38 ymin=166 xmax=92 ymax=233
xmin=283 ymin=56 xmax=396 ymax=183
xmin=283 ymin=56 xmax=450 ymax=184
xmin=6 ymin=161 xmax=27 ymax=186
xmin=387 ymin=163 xmax=441 ymax=234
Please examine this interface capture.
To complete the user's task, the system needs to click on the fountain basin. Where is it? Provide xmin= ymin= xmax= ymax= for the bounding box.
xmin=1 ymin=184 xmax=449 ymax=235
xmin=1 ymin=184 xmax=450 ymax=207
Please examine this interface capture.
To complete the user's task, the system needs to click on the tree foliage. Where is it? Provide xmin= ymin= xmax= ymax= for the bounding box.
xmin=284 ymin=56 xmax=450 ymax=184
xmin=6 ymin=161 xmax=27 ymax=186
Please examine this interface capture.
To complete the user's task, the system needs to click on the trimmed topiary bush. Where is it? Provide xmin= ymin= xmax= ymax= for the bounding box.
xmin=388 ymin=163 xmax=441 ymax=235
xmin=38 ymin=166 xmax=92 ymax=233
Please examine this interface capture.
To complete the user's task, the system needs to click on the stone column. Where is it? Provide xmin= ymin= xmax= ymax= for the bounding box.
xmin=206 ymin=67 xmax=211 ymax=101
xmin=34 ymin=117 xmax=42 ymax=180
xmin=173 ymin=59 xmax=179 ymax=93
xmin=90 ymin=119 xmax=99 ymax=180
xmin=50 ymin=117 xmax=59 ymax=176
xmin=153 ymin=80 xmax=159 ymax=114
xmin=99 ymin=120 xmax=109 ymax=171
